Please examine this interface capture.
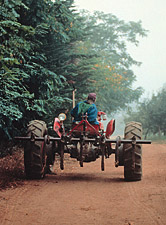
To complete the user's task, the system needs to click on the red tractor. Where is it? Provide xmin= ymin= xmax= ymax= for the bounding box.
xmin=15 ymin=111 xmax=151 ymax=181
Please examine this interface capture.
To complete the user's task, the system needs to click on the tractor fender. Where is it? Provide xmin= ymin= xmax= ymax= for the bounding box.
xmin=106 ymin=119 xmax=115 ymax=138
xmin=53 ymin=118 xmax=61 ymax=137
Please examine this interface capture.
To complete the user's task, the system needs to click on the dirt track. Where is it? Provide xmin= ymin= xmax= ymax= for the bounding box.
xmin=0 ymin=143 xmax=166 ymax=225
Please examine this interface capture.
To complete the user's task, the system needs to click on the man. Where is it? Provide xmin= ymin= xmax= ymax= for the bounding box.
xmin=71 ymin=93 xmax=99 ymax=125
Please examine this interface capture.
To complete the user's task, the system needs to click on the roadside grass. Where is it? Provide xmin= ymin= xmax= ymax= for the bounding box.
xmin=146 ymin=135 xmax=166 ymax=144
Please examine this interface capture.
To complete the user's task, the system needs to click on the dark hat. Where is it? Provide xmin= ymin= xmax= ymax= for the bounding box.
xmin=88 ymin=93 xmax=96 ymax=100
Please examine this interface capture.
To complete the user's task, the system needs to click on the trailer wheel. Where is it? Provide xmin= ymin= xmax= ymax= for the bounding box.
xmin=24 ymin=120 xmax=47 ymax=179
xmin=123 ymin=121 xmax=142 ymax=181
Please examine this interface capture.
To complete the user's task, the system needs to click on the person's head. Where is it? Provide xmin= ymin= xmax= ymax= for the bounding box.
xmin=87 ymin=93 xmax=96 ymax=102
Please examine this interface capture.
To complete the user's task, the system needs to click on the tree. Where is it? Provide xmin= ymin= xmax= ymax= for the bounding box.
xmin=74 ymin=10 xmax=147 ymax=112
xmin=0 ymin=0 xmax=84 ymax=138
xmin=125 ymin=85 xmax=166 ymax=138
xmin=0 ymin=0 xmax=38 ymax=139
xmin=0 ymin=1 xmax=148 ymax=140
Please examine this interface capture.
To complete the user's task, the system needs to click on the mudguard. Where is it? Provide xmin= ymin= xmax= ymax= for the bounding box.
xmin=53 ymin=118 xmax=61 ymax=137
xmin=106 ymin=119 xmax=115 ymax=138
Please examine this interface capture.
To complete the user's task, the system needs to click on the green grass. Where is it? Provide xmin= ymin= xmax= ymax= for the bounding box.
xmin=146 ymin=135 xmax=166 ymax=144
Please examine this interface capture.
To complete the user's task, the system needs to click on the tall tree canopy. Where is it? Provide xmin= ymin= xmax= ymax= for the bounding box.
xmin=0 ymin=0 xmax=147 ymax=140
xmin=72 ymin=10 xmax=147 ymax=111
xmin=0 ymin=0 xmax=82 ymax=138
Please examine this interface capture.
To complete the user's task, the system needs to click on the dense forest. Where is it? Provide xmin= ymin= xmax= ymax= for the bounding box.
xmin=0 ymin=0 xmax=148 ymax=140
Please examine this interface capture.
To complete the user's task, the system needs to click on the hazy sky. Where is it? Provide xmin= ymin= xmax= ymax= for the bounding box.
xmin=74 ymin=0 xmax=166 ymax=97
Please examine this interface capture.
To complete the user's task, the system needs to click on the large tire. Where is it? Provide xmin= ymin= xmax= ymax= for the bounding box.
xmin=24 ymin=120 xmax=47 ymax=179
xmin=123 ymin=121 xmax=142 ymax=181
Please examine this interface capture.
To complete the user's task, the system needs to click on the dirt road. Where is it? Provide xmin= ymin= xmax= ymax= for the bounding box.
xmin=0 ymin=143 xmax=166 ymax=225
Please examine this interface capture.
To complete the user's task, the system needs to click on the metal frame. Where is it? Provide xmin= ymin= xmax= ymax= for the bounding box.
xmin=15 ymin=133 xmax=151 ymax=171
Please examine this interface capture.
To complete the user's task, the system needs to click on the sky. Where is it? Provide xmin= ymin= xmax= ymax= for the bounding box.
xmin=74 ymin=0 xmax=166 ymax=98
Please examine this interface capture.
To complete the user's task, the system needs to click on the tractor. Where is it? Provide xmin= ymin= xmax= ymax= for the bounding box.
xmin=15 ymin=110 xmax=151 ymax=181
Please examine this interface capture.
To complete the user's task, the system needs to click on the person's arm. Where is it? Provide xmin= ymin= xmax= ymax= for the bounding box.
xmin=71 ymin=104 xmax=79 ymax=117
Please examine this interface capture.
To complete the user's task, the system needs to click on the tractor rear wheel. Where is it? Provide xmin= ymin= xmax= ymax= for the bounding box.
xmin=24 ymin=120 xmax=47 ymax=179
xmin=123 ymin=121 xmax=142 ymax=181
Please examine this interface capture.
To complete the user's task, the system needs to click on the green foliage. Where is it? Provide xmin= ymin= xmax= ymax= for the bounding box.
xmin=125 ymin=85 xmax=166 ymax=138
xmin=0 ymin=0 xmax=148 ymax=141
xmin=71 ymin=10 xmax=147 ymax=112
xmin=0 ymin=0 xmax=85 ymax=139
xmin=0 ymin=0 xmax=34 ymax=139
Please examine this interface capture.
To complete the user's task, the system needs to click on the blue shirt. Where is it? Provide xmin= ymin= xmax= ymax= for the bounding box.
xmin=71 ymin=101 xmax=99 ymax=125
